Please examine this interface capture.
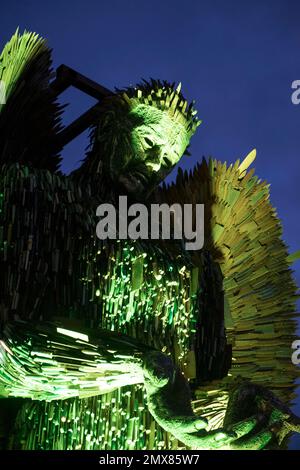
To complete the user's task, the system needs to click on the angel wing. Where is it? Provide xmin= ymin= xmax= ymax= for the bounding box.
xmin=0 ymin=29 xmax=63 ymax=171
xmin=161 ymin=150 xmax=298 ymax=430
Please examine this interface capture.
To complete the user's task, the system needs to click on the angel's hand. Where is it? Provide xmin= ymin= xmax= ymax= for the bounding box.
xmin=142 ymin=352 xmax=299 ymax=449
xmin=142 ymin=351 xmax=236 ymax=448
xmin=223 ymin=380 xmax=300 ymax=449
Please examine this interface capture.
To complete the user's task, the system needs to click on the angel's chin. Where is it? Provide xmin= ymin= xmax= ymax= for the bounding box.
xmin=118 ymin=172 xmax=153 ymax=198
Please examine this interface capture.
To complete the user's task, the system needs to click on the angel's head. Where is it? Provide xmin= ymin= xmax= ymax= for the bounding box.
xmin=87 ymin=80 xmax=200 ymax=198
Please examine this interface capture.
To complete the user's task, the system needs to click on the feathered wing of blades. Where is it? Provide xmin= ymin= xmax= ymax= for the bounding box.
xmin=161 ymin=153 xmax=298 ymax=430
xmin=0 ymin=29 xmax=64 ymax=171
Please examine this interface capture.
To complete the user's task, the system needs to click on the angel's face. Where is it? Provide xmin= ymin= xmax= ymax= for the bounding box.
xmin=104 ymin=104 xmax=190 ymax=198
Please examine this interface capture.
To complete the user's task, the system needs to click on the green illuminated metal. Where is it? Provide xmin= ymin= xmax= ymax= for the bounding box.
xmin=0 ymin=29 xmax=299 ymax=451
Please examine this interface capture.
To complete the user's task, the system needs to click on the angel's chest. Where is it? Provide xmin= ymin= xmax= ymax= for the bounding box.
xmin=74 ymin=239 xmax=201 ymax=359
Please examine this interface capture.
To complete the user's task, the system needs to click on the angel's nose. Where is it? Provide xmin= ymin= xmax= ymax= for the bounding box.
xmin=162 ymin=155 xmax=173 ymax=169
xmin=161 ymin=151 xmax=179 ymax=169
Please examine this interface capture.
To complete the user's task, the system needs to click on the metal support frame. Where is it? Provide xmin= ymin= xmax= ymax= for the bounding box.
xmin=50 ymin=65 xmax=114 ymax=150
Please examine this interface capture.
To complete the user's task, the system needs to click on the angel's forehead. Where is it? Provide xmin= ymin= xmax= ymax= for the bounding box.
xmin=129 ymin=104 xmax=188 ymax=142
xmin=129 ymin=104 xmax=167 ymax=125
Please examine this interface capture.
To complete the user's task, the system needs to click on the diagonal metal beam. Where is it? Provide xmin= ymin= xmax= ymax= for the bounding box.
xmin=50 ymin=64 xmax=113 ymax=99
xmin=50 ymin=65 xmax=114 ymax=150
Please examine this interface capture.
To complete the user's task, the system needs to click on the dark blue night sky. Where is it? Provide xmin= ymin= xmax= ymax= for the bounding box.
xmin=2 ymin=0 xmax=300 ymax=449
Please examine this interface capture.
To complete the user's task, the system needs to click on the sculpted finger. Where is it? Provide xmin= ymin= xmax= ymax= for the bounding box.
xmin=186 ymin=429 xmax=237 ymax=449
xmin=229 ymin=415 xmax=261 ymax=438
xmin=230 ymin=429 xmax=273 ymax=450
xmin=179 ymin=417 xmax=208 ymax=433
